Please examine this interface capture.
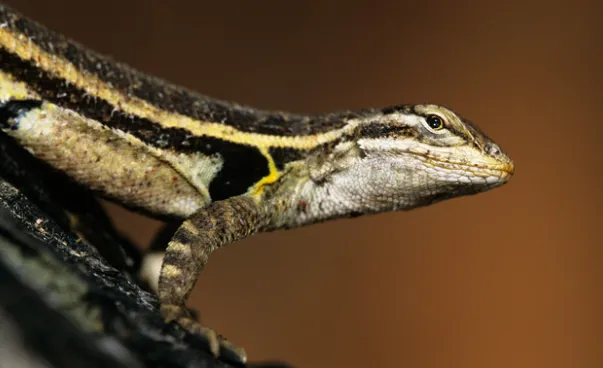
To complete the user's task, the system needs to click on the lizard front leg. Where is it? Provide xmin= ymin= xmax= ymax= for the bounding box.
xmin=158 ymin=195 xmax=269 ymax=363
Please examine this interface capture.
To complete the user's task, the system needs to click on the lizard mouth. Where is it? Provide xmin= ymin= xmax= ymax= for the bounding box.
xmin=411 ymin=151 xmax=515 ymax=181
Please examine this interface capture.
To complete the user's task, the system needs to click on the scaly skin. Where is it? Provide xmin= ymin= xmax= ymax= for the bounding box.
xmin=0 ymin=4 xmax=514 ymax=363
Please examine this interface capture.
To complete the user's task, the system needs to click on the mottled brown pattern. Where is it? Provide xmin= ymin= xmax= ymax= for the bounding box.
xmin=158 ymin=195 xmax=268 ymax=360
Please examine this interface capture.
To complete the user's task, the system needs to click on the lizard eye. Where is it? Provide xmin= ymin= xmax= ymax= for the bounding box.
xmin=426 ymin=115 xmax=444 ymax=130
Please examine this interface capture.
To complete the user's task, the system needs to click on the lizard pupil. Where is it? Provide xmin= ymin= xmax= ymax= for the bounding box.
xmin=426 ymin=115 xmax=444 ymax=130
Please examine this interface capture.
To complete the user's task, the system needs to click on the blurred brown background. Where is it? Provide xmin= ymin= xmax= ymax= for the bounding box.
xmin=4 ymin=0 xmax=602 ymax=367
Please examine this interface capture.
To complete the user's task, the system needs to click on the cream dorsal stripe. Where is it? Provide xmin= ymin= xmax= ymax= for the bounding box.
xmin=0 ymin=27 xmax=362 ymax=149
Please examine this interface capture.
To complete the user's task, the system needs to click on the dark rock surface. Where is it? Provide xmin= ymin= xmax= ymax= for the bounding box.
xmin=0 ymin=178 xmax=289 ymax=368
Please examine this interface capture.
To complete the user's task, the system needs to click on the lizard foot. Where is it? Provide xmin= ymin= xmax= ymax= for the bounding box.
xmin=161 ymin=304 xmax=247 ymax=364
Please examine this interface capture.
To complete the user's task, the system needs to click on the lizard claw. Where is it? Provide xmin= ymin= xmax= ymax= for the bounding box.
xmin=195 ymin=324 xmax=221 ymax=358
xmin=165 ymin=306 xmax=247 ymax=364
xmin=218 ymin=338 xmax=248 ymax=364
xmin=192 ymin=324 xmax=247 ymax=364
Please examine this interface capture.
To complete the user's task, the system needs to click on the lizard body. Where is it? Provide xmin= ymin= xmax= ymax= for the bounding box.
xmin=0 ymin=5 xmax=514 ymax=363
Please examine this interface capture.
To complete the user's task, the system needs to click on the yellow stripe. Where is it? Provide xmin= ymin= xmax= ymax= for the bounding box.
xmin=251 ymin=147 xmax=281 ymax=196
xmin=0 ymin=28 xmax=358 ymax=150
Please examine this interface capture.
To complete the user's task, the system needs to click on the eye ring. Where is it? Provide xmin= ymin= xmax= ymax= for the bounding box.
xmin=426 ymin=115 xmax=444 ymax=130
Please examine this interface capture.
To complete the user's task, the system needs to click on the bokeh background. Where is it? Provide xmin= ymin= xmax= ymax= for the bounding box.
xmin=4 ymin=0 xmax=602 ymax=367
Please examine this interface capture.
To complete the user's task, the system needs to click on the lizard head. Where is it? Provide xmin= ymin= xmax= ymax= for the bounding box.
xmin=342 ymin=104 xmax=514 ymax=210
xmin=271 ymin=104 xmax=514 ymax=228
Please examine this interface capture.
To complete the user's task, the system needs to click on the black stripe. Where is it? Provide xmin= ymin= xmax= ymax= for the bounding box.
xmin=358 ymin=123 xmax=417 ymax=139
xmin=0 ymin=99 xmax=43 ymax=130
xmin=0 ymin=48 xmax=270 ymax=200
xmin=207 ymin=144 xmax=268 ymax=201
xmin=0 ymin=5 xmax=373 ymax=136
xmin=269 ymin=147 xmax=306 ymax=171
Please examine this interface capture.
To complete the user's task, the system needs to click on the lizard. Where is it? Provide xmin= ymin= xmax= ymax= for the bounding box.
xmin=0 ymin=4 xmax=514 ymax=363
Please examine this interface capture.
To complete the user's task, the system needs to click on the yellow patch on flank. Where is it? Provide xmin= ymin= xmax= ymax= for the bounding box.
xmin=251 ymin=148 xmax=280 ymax=197
xmin=0 ymin=28 xmax=358 ymax=150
